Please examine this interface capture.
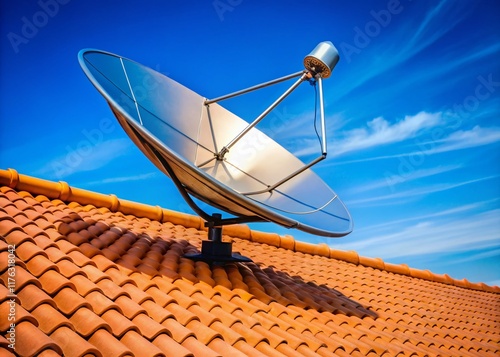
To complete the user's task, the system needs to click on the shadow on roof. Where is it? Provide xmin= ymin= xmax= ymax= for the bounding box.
xmin=57 ymin=211 xmax=377 ymax=320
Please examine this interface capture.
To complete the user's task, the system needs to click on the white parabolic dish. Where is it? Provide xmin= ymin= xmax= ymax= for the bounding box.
xmin=79 ymin=49 xmax=352 ymax=237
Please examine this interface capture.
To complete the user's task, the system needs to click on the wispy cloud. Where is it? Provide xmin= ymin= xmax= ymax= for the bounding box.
xmin=351 ymin=164 xmax=462 ymax=193
xmin=83 ymin=172 xmax=159 ymax=187
xmin=402 ymin=0 xmax=467 ymax=57
xmin=338 ymin=0 xmax=472 ymax=97
xmin=347 ymin=175 xmax=499 ymax=206
xmin=355 ymin=199 xmax=498 ymax=235
xmin=35 ymin=138 xmax=132 ymax=180
xmin=295 ymin=111 xmax=442 ymax=157
xmin=333 ymin=208 xmax=500 ymax=259
xmin=450 ymin=248 xmax=500 ymax=265
xmin=331 ymin=125 xmax=500 ymax=166
xmin=423 ymin=126 xmax=500 ymax=155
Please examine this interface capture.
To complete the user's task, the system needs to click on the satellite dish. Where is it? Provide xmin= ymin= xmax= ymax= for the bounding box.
xmin=78 ymin=42 xmax=352 ymax=263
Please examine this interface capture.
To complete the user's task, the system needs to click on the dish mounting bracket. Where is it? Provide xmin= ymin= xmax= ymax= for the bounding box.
xmin=148 ymin=143 xmax=263 ymax=263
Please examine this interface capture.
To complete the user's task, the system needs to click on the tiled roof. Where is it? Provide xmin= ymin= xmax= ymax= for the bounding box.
xmin=1 ymin=168 xmax=499 ymax=357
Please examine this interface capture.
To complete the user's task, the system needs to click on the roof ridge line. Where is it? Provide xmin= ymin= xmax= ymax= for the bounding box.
xmin=1 ymin=168 xmax=498 ymax=294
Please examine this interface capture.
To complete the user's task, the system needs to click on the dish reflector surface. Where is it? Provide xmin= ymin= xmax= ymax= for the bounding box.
xmin=79 ymin=49 xmax=352 ymax=237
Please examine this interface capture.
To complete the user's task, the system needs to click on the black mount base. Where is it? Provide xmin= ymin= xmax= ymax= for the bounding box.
xmin=184 ymin=213 xmax=252 ymax=263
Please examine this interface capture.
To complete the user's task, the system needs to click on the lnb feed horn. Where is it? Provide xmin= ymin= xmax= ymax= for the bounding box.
xmin=304 ymin=41 xmax=339 ymax=78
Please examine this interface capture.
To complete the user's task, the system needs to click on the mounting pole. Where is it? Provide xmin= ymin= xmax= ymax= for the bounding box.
xmin=185 ymin=213 xmax=252 ymax=263
xmin=144 ymin=142 xmax=260 ymax=263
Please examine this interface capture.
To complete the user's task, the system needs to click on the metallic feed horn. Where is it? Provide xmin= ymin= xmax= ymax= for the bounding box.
xmin=304 ymin=41 xmax=339 ymax=78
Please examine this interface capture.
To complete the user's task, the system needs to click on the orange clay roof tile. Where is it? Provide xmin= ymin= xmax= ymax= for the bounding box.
xmin=30 ymin=303 xmax=73 ymax=335
xmin=14 ymin=321 xmax=63 ymax=356
xmin=1 ymin=168 xmax=500 ymax=357
xmin=16 ymin=283 xmax=55 ymax=312
xmin=87 ymin=328 xmax=133 ymax=357
xmin=50 ymin=325 xmax=103 ymax=357
xmin=69 ymin=307 xmax=111 ymax=338
xmin=114 ymin=295 xmax=147 ymax=319
xmin=52 ymin=286 xmax=91 ymax=315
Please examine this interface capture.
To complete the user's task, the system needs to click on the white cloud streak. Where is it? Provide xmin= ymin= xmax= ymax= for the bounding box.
xmin=295 ymin=111 xmax=442 ymax=157
xmin=347 ymin=175 xmax=499 ymax=207
xmin=423 ymin=126 xmax=500 ymax=155
xmin=352 ymin=164 xmax=462 ymax=194
xmin=333 ymin=208 xmax=500 ymax=259
xmin=35 ymin=138 xmax=132 ymax=180
xmin=328 ymin=124 xmax=500 ymax=166
xmin=83 ymin=172 xmax=159 ymax=187
xmin=355 ymin=199 xmax=498 ymax=235
xmin=338 ymin=0 xmax=472 ymax=97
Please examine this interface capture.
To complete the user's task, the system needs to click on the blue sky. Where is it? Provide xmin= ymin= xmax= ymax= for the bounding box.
xmin=1 ymin=0 xmax=499 ymax=286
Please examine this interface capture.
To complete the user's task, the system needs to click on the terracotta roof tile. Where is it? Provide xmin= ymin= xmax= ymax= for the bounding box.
xmin=96 ymin=278 xmax=130 ymax=300
xmin=152 ymin=333 xmax=195 ymax=357
xmin=120 ymin=330 xmax=165 ymax=357
xmin=69 ymin=273 xmax=101 ymax=296
xmin=52 ymin=286 xmax=91 ymax=315
xmin=13 ymin=321 xmax=63 ymax=356
xmin=162 ymin=317 xmax=195 ymax=343
xmin=88 ymin=328 xmax=133 ymax=357
xmin=141 ymin=299 xmax=174 ymax=322
xmin=2 ymin=265 xmax=40 ymax=291
xmin=50 ymin=326 xmax=102 ymax=357
xmin=114 ymin=295 xmax=147 ymax=319
xmin=101 ymin=308 xmax=140 ymax=337
xmin=17 ymin=283 xmax=55 ymax=311
xmin=1 ymin=169 xmax=499 ymax=357
xmin=69 ymin=307 xmax=111 ymax=337
xmin=31 ymin=303 xmax=73 ymax=334
xmin=208 ymin=336 xmax=250 ymax=356
xmin=38 ymin=269 xmax=75 ymax=295
xmin=85 ymin=290 xmax=122 ymax=315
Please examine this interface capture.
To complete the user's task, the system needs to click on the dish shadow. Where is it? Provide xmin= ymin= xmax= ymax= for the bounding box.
xmin=57 ymin=211 xmax=377 ymax=320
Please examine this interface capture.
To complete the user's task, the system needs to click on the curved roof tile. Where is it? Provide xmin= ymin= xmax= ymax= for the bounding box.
xmin=0 ymin=168 xmax=499 ymax=356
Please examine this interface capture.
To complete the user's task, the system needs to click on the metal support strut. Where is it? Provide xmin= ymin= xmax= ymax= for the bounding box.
xmin=205 ymin=70 xmax=309 ymax=161
xmin=143 ymin=141 xmax=257 ymax=263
